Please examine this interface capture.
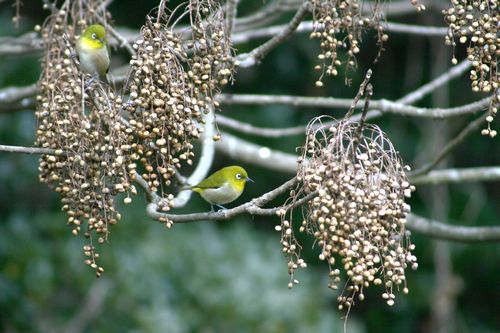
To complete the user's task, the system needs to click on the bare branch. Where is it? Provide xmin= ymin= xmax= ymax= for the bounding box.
xmin=410 ymin=114 xmax=485 ymax=177
xmin=225 ymin=0 xmax=240 ymax=37
xmin=0 ymin=84 xmax=37 ymax=105
xmin=410 ymin=167 xmax=500 ymax=185
xmin=215 ymin=131 xmax=298 ymax=173
xmin=218 ymin=93 xmax=492 ymax=118
xmin=383 ymin=22 xmax=448 ymax=36
xmin=96 ymin=18 xmax=135 ymax=56
xmin=61 ymin=279 xmax=112 ymax=333
xmin=144 ymin=177 xmax=300 ymax=222
xmin=216 ymin=60 xmax=474 ymax=138
xmin=406 ymin=214 xmax=500 ymax=242
xmin=236 ymin=2 xmax=310 ymax=68
xmin=0 ymin=32 xmax=43 ymax=56
xmin=0 ymin=144 xmax=56 ymax=155
xmin=172 ymin=109 xmax=216 ymax=208
xmin=233 ymin=20 xmax=449 ymax=45
xmin=216 ymin=114 xmax=306 ymax=137
xmin=397 ymin=60 xmax=471 ymax=105
xmin=234 ymin=0 xmax=290 ymax=32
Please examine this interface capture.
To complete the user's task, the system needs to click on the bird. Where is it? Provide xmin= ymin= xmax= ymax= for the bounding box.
xmin=188 ymin=166 xmax=253 ymax=211
xmin=76 ymin=24 xmax=110 ymax=84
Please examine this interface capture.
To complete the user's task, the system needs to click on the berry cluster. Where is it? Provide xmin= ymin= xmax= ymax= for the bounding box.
xmin=35 ymin=0 xmax=234 ymax=274
xmin=36 ymin=4 xmax=131 ymax=276
xmin=444 ymin=0 xmax=499 ymax=136
xmin=281 ymin=116 xmax=417 ymax=310
xmin=309 ymin=0 xmax=388 ymax=86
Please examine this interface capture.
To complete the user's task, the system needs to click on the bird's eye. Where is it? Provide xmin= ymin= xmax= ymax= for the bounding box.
xmin=235 ymin=173 xmax=242 ymax=180
xmin=91 ymin=33 xmax=97 ymax=40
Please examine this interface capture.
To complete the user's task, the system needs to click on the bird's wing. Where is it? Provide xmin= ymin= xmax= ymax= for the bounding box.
xmin=192 ymin=172 xmax=226 ymax=189
xmin=105 ymin=43 xmax=111 ymax=74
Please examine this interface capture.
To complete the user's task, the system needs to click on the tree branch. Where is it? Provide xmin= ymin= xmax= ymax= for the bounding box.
xmin=406 ymin=214 xmax=500 ymax=242
xmin=236 ymin=2 xmax=310 ymax=68
xmin=143 ymin=177 xmax=301 ymax=222
xmin=0 ymin=144 xmax=56 ymax=155
xmin=215 ymin=131 xmax=298 ymax=173
xmin=225 ymin=0 xmax=240 ymax=37
xmin=234 ymin=0 xmax=291 ymax=32
xmin=216 ymin=114 xmax=306 ymax=137
xmin=383 ymin=22 xmax=448 ymax=36
xmin=410 ymin=167 xmax=500 ymax=185
xmin=61 ymin=279 xmax=112 ymax=333
xmin=216 ymin=60 xmax=473 ymax=138
xmin=410 ymin=114 xmax=485 ymax=177
xmin=172 ymin=109 xmax=216 ymax=208
xmin=3 ymin=142 xmax=500 ymax=242
xmin=218 ymin=94 xmax=491 ymax=118
xmin=397 ymin=59 xmax=471 ymax=105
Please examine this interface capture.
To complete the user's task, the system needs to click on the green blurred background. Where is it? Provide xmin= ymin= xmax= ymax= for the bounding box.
xmin=0 ymin=1 xmax=499 ymax=332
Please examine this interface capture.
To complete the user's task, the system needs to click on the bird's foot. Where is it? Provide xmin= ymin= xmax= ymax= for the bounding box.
xmin=216 ymin=204 xmax=227 ymax=212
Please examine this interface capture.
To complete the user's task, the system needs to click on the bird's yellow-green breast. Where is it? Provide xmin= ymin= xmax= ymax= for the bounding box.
xmin=191 ymin=166 xmax=252 ymax=205
xmin=76 ymin=24 xmax=110 ymax=83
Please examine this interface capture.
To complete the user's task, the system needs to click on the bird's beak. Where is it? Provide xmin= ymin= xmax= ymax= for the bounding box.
xmin=246 ymin=177 xmax=254 ymax=183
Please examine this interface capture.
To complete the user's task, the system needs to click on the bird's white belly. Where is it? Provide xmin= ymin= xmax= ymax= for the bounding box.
xmin=78 ymin=43 xmax=109 ymax=78
xmin=200 ymin=182 xmax=242 ymax=205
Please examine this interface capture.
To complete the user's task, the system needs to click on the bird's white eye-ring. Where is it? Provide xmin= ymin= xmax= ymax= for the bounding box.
xmin=235 ymin=173 xmax=242 ymax=180
xmin=91 ymin=33 xmax=97 ymax=40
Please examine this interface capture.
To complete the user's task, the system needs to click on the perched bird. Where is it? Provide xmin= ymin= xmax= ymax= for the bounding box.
xmin=76 ymin=24 xmax=110 ymax=83
xmin=188 ymin=166 xmax=253 ymax=211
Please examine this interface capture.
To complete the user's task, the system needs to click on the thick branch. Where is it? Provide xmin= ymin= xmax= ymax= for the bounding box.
xmin=217 ymin=60 xmax=473 ymax=138
xmin=225 ymin=0 xmax=240 ymax=37
xmin=384 ymin=22 xmax=448 ymax=36
xmin=4 ymin=142 xmax=500 ymax=242
xmin=410 ymin=167 xmax=500 ymax=185
xmin=215 ymin=131 xmax=298 ymax=173
xmin=0 ymin=144 xmax=56 ymax=155
xmin=216 ymin=114 xmax=306 ymax=137
xmin=406 ymin=214 xmax=500 ymax=242
xmin=218 ymin=94 xmax=491 ymax=118
xmin=172 ymin=109 xmax=216 ymax=208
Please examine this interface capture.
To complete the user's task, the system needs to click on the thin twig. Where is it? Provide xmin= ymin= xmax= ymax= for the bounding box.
xmin=409 ymin=114 xmax=486 ymax=177
xmin=96 ymin=18 xmax=135 ymax=56
xmin=234 ymin=0 xmax=288 ymax=32
xmin=345 ymin=69 xmax=372 ymax=119
xmin=397 ymin=60 xmax=471 ymax=105
xmin=236 ymin=2 xmax=309 ymax=68
xmin=61 ymin=279 xmax=112 ymax=333
xmin=143 ymin=177 xmax=300 ymax=222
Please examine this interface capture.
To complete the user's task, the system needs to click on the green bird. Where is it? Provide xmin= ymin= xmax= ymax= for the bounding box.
xmin=76 ymin=24 xmax=110 ymax=83
xmin=189 ymin=166 xmax=253 ymax=211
